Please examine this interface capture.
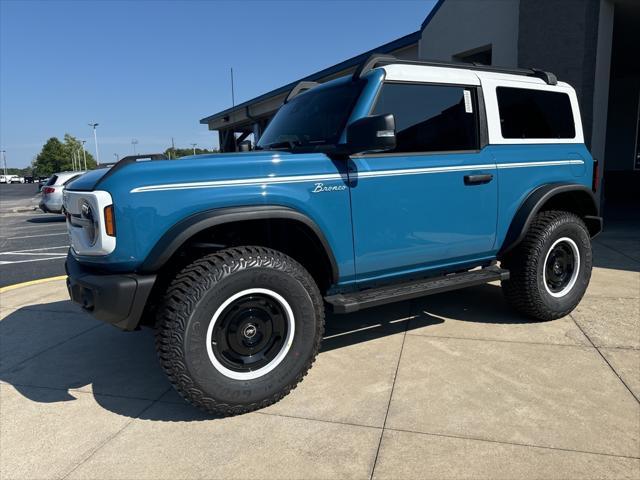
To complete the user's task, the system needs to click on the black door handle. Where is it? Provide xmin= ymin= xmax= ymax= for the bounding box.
xmin=464 ymin=174 xmax=494 ymax=185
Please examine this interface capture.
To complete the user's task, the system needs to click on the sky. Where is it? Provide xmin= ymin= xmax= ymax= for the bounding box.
xmin=0 ymin=0 xmax=436 ymax=168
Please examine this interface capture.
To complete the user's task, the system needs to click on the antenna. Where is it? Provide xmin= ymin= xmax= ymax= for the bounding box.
xmin=230 ymin=67 xmax=235 ymax=107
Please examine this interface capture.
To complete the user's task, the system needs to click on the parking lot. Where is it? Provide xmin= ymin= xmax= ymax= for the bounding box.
xmin=0 ymin=203 xmax=638 ymax=479
xmin=0 ymin=184 xmax=68 ymax=287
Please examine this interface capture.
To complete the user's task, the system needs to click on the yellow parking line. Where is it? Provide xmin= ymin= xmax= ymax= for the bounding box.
xmin=0 ymin=275 xmax=67 ymax=293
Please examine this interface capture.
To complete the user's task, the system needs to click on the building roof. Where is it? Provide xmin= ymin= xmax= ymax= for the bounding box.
xmin=200 ymin=0 xmax=446 ymax=128
xmin=421 ymin=0 xmax=445 ymax=30
xmin=199 ymin=30 xmax=422 ymax=126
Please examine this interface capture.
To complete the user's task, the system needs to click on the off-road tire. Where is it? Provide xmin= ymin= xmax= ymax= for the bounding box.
xmin=501 ymin=210 xmax=592 ymax=321
xmin=155 ymin=246 xmax=324 ymax=416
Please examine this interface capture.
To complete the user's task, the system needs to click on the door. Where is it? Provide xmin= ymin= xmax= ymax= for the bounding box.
xmin=349 ymin=82 xmax=497 ymax=283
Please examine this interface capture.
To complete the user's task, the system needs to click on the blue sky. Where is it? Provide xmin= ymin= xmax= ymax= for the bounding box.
xmin=0 ymin=0 xmax=435 ymax=168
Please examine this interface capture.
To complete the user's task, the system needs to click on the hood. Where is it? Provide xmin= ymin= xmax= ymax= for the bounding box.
xmin=65 ymin=167 xmax=111 ymax=191
xmin=64 ymin=151 xmax=285 ymax=192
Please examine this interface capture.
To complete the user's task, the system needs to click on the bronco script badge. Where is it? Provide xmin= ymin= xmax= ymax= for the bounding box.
xmin=312 ymin=182 xmax=347 ymax=193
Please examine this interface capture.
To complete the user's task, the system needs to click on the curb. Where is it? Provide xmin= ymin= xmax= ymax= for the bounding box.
xmin=0 ymin=275 xmax=68 ymax=293
xmin=0 ymin=206 xmax=39 ymax=214
xmin=12 ymin=206 xmax=38 ymax=213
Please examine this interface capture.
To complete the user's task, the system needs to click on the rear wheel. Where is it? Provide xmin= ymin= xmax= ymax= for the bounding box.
xmin=501 ymin=211 xmax=592 ymax=320
xmin=155 ymin=246 xmax=324 ymax=416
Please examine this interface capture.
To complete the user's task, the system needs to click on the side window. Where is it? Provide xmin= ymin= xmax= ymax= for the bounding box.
xmin=496 ymin=87 xmax=575 ymax=139
xmin=371 ymin=83 xmax=479 ymax=153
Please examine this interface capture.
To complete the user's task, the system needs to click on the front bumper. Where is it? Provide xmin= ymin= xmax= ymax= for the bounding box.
xmin=65 ymin=253 xmax=156 ymax=331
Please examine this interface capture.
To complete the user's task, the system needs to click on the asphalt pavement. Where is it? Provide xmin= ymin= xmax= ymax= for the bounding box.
xmin=0 ymin=182 xmax=40 ymax=209
xmin=0 ymin=184 xmax=68 ymax=287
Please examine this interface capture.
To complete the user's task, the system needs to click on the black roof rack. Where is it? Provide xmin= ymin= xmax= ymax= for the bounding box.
xmin=353 ymin=54 xmax=558 ymax=85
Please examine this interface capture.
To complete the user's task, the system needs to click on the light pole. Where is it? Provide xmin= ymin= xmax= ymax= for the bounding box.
xmin=131 ymin=139 xmax=138 ymax=155
xmin=191 ymin=143 xmax=197 ymax=155
xmin=81 ymin=140 xmax=87 ymax=170
xmin=2 ymin=150 xmax=7 ymax=177
xmin=88 ymin=123 xmax=100 ymax=166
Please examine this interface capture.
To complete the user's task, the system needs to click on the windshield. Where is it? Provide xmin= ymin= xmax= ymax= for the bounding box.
xmin=258 ymin=79 xmax=363 ymax=150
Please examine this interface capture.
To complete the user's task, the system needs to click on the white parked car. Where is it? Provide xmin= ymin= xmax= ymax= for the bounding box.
xmin=0 ymin=174 xmax=25 ymax=183
xmin=40 ymin=171 xmax=86 ymax=213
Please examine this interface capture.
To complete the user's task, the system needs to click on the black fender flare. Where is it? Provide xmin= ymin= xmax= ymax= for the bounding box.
xmin=499 ymin=183 xmax=602 ymax=257
xmin=140 ymin=205 xmax=339 ymax=283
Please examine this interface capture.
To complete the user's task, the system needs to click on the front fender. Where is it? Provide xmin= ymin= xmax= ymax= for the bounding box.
xmin=140 ymin=205 xmax=340 ymax=283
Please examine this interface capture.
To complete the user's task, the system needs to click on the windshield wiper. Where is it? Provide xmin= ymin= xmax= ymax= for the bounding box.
xmin=261 ymin=140 xmax=299 ymax=151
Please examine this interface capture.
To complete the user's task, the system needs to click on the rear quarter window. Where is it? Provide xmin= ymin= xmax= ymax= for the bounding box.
xmin=46 ymin=175 xmax=58 ymax=186
xmin=496 ymin=87 xmax=575 ymax=139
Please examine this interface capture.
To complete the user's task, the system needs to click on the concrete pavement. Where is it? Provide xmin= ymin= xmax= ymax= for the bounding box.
xmin=0 ymin=223 xmax=638 ymax=479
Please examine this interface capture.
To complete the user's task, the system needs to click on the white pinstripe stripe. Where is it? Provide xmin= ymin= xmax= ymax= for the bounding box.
xmin=131 ymin=159 xmax=584 ymax=193
xmin=357 ymin=164 xmax=496 ymax=178
xmin=495 ymin=160 xmax=584 ymax=169
xmin=130 ymin=173 xmax=344 ymax=193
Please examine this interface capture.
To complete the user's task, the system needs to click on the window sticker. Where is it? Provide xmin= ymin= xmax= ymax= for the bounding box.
xmin=464 ymin=90 xmax=473 ymax=113
xmin=371 ymin=83 xmax=479 ymax=153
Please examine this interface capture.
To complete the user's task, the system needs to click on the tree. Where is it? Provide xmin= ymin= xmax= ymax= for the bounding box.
xmin=6 ymin=167 xmax=32 ymax=176
xmin=62 ymin=134 xmax=97 ymax=171
xmin=32 ymin=134 xmax=97 ymax=176
xmin=164 ymin=147 xmax=218 ymax=159
xmin=32 ymin=137 xmax=67 ymax=177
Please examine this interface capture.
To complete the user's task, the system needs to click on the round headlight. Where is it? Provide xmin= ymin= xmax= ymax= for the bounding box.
xmin=80 ymin=200 xmax=99 ymax=246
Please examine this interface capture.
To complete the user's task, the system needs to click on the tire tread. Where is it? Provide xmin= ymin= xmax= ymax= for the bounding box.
xmin=501 ymin=210 xmax=591 ymax=321
xmin=155 ymin=246 xmax=324 ymax=416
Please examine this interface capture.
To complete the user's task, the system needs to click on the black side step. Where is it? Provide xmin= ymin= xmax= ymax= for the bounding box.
xmin=325 ymin=266 xmax=509 ymax=314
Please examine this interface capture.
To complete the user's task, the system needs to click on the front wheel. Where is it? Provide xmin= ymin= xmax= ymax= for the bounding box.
xmin=155 ymin=246 xmax=324 ymax=416
xmin=501 ymin=211 xmax=592 ymax=321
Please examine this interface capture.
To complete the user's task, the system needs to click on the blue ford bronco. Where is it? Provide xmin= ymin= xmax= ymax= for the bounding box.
xmin=64 ymin=55 xmax=602 ymax=415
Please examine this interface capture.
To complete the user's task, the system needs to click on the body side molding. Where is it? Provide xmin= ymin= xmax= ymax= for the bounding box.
xmin=499 ymin=183 xmax=601 ymax=257
xmin=140 ymin=205 xmax=340 ymax=282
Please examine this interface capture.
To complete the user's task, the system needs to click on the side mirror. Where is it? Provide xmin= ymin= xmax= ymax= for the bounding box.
xmin=346 ymin=114 xmax=396 ymax=154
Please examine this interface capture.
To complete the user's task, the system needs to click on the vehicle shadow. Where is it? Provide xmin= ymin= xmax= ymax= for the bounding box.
xmin=0 ymin=302 xmax=215 ymax=422
xmin=322 ymin=283 xmax=538 ymax=353
xmin=27 ymin=215 xmax=65 ymax=223
xmin=0 ymin=284 xmax=536 ymax=422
